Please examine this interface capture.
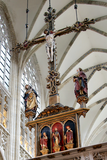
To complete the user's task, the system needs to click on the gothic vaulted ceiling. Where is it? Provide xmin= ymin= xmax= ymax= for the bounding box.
xmin=3 ymin=0 xmax=107 ymax=147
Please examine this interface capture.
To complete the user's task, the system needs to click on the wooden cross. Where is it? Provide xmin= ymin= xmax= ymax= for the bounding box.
xmin=12 ymin=2 xmax=95 ymax=106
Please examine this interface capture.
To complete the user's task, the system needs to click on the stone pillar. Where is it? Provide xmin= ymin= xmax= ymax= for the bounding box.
xmin=8 ymin=56 xmax=21 ymax=160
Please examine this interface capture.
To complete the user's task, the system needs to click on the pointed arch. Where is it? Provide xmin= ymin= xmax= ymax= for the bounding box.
xmin=60 ymin=48 xmax=107 ymax=82
xmin=0 ymin=0 xmax=16 ymax=47
xmin=83 ymin=101 xmax=107 ymax=146
xmin=84 ymin=118 xmax=107 ymax=146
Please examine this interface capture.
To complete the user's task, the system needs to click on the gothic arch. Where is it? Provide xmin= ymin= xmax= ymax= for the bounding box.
xmin=0 ymin=0 xmax=16 ymax=52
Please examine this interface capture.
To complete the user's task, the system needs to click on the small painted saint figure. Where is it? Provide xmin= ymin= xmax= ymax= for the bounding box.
xmin=64 ymin=126 xmax=74 ymax=149
xmin=23 ymin=85 xmax=38 ymax=110
xmin=73 ymin=68 xmax=88 ymax=98
xmin=64 ymin=126 xmax=73 ymax=144
xmin=52 ymin=128 xmax=60 ymax=146
xmin=40 ymin=132 xmax=48 ymax=150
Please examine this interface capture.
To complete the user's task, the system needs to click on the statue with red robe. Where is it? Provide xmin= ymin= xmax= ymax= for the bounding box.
xmin=73 ymin=68 xmax=88 ymax=98
xmin=40 ymin=132 xmax=48 ymax=150
xmin=64 ymin=126 xmax=73 ymax=144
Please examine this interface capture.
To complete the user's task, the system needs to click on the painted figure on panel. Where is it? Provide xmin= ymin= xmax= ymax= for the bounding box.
xmin=44 ymin=29 xmax=55 ymax=62
xmin=23 ymin=84 xmax=38 ymax=110
xmin=52 ymin=128 xmax=60 ymax=146
xmin=64 ymin=126 xmax=73 ymax=144
xmin=40 ymin=132 xmax=48 ymax=150
xmin=73 ymin=68 xmax=88 ymax=98
xmin=52 ymin=122 xmax=64 ymax=152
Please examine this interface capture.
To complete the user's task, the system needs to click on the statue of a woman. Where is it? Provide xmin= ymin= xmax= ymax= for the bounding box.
xmin=40 ymin=132 xmax=48 ymax=150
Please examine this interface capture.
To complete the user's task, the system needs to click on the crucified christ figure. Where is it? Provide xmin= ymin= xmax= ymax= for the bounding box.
xmin=44 ymin=29 xmax=55 ymax=62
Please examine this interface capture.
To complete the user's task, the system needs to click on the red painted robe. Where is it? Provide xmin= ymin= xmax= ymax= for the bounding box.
xmin=66 ymin=130 xmax=73 ymax=143
xmin=40 ymin=136 xmax=48 ymax=149
xmin=79 ymin=70 xmax=88 ymax=94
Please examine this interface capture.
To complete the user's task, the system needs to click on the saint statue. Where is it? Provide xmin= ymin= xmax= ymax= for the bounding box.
xmin=52 ymin=128 xmax=60 ymax=146
xmin=44 ymin=29 xmax=55 ymax=62
xmin=40 ymin=132 xmax=48 ymax=150
xmin=23 ymin=84 xmax=39 ymax=110
xmin=64 ymin=126 xmax=73 ymax=144
xmin=73 ymin=68 xmax=88 ymax=98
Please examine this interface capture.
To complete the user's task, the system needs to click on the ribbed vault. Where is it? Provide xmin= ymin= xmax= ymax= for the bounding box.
xmin=3 ymin=0 xmax=107 ymax=147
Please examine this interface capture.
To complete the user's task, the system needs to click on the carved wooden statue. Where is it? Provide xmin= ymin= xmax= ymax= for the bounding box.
xmin=23 ymin=85 xmax=38 ymax=110
xmin=44 ymin=29 xmax=55 ymax=62
xmin=65 ymin=126 xmax=73 ymax=144
xmin=64 ymin=126 xmax=73 ymax=149
xmin=73 ymin=68 xmax=88 ymax=107
xmin=40 ymin=132 xmax=49 ymax=155
xmin=40 ymin=132 xmax=48 ymax=149
xmin=52 ymin=128 xmax=61 ymax=152
xmin=73 ymin=68 xmax=88 ymax=98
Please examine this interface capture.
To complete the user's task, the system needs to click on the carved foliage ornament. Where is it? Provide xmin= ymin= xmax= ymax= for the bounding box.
xmin=93 ymin=152 xmax=105 ymax=159
xmin=46 ymin=70 xmax=60 ymax=96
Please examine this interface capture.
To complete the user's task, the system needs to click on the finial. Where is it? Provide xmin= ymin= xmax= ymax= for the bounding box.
xmin=44 ymin=0 xmax=56 ymax=31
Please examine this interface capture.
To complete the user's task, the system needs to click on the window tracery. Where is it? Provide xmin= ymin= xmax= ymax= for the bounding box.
xmin=20 ymin=55 xmax=41 ymax=157
xmin=0 ymin=5 xmax=14 ymax=160
xmin=21 ymin=57 xmax=41 ymax=116
xmin=0 ymin=9 xmax=11 ymax=90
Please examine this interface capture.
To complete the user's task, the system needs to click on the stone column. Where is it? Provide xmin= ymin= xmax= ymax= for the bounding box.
xmin=8 ymin=54 xmax=22 ymax=160
xmin=8 ymin=58 xmax=17 ymax=160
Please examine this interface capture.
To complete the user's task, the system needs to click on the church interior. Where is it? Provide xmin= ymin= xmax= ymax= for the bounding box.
xmin=0 ymin=0 xmax=107 ymax=160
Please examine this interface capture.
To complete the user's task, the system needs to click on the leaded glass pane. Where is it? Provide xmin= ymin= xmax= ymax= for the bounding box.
xmin=5 ymin=76 xmax=9 ymax=85
xmin=20 ymin=56 xmax=41 ymax=117
xmin=0 ymin=70 xmax=3 ymax=79
xmin=0 ymin=62 xmax=4 ymax=71
xmin=1 ymin=51 xmax=5 ymax=60
xmin=0 ymin=8 xmax=11 ymax=90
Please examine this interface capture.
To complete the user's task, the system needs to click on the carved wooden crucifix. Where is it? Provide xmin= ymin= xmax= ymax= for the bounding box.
xmin=12 ymin=1 xmax=95 ymax=106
